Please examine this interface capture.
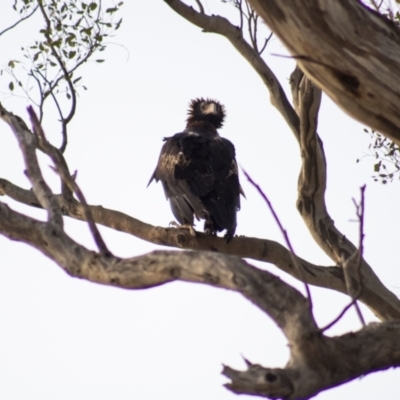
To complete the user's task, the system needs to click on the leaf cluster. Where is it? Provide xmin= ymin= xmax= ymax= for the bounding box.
xmin=360 ymin=128 xmax=400 ymax=184
xmin=1 ymin=0 xmax=123 ymax=150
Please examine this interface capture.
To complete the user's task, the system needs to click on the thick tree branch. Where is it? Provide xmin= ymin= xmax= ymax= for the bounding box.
xmin=223 ymin=321 xmax=400 ymax=399
xmin=0 ymin=199 xmax=315 ymax=342
xmin=28 ymin=106 xmax=111 ymax=256
xmin=289 ymin=69 xmax=399 ymax=322
xmin=247 ymin=0 xmax=400 ymax=147
xmin=1 ymin=177 xmax=400 ymax=321
xmin=0 ymin=103 xmax=63 ymax=227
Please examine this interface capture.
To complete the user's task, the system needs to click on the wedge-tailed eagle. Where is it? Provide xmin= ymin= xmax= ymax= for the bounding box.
xmin=148 ymin=98 xmax=243 ymax=242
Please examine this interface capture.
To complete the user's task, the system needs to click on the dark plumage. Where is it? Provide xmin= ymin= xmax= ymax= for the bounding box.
xmin=148 ymin=98 xmax=244 ymax=242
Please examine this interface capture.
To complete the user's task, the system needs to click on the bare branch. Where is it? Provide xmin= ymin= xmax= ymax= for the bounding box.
xmin=242 ymin=168 xmax=313 ymax=310
xmin=2 ymin=176 xmax=400 ymax=321
xmin=223 ymin=321 xmax=400 ymax=399
xmin=194 ymin=0 xmax=204 ymax=14
xmin=322 ymin=186 xmax=368 ymax=332
xmin=259 ymin=31 xmax=273 ymax=56
xmin=0 ymin=199 xmax=315 ymax=341
xmin=0 ymin=103 xmax=63 ymax=227
xmin=288 ymin=67 xmax=399 ymax=321
xmin=27 ymin=106 xmax=111 ymax=256
xmin=0 ymin=5 xmax=38 ymax=37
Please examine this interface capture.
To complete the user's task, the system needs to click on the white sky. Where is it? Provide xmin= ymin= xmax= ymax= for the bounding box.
xmin=0 ymin=1 xmax=399 ymax=399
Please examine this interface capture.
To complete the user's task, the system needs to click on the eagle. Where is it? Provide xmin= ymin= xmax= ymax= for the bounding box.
xmin=148 ymin=98 xmax=243 ymax=242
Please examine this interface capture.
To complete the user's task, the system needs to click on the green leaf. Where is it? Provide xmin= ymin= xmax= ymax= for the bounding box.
xmin=115 ymin=18 xmax=122 ymax=30
xmin=95 ymin=59 xmax=104 ymax=63
xmin=9 ymin=82 xmax=14 ymax=91
xmin=89 ymin=2 xmax=97 ymax=10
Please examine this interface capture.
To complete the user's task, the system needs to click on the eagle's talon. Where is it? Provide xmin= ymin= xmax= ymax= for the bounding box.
xmin=170 ymin=222 xmax=197 ymax=237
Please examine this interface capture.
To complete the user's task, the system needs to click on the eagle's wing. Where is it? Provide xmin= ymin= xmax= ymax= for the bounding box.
xmin=149 ymin=134 xmax=205 ymax=225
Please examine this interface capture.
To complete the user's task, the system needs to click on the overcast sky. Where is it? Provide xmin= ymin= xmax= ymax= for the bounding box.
xmin=1 ymin=1 xmax=399 ymax=399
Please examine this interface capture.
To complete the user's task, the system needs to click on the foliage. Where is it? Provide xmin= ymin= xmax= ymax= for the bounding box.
xmin=360 ymin=1 xmax=400 ymax=182
xmin=359 ymin=128 xmax=400 ymax=184
xmin=0 ymin=0 xmax=123 ymax=151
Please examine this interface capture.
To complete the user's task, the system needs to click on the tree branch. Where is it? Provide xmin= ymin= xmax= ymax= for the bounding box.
xmin=1 ymin=176 xmax=400 ymax=321
xmin=37 ymin=0 xmax=77 ymax=153
xmin=289 ymin=68 xmax=398 ymax=322
xmin=27 ymin=106 xmax=111 ymax=256
xmin=0 ymin=103 xmax=63 ymax=227
xmin=223 ymin=321 xmax=400 ymax=399
xmin=0 ymin=198 xmax=315 ymax=342
xmin=0 ymin=5 xmax=38 ymax=37
xmin=247 ymin=0 xmax=400 ymax=147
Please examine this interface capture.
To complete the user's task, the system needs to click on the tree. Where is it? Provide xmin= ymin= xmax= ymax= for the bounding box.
xmin=0 ymin=1 xmax=399 ymax=399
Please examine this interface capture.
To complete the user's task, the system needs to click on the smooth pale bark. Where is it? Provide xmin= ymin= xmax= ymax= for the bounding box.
xmin=248 ymin=0 xmax=400 ymax=146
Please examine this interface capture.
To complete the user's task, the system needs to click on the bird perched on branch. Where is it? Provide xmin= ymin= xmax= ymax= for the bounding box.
xmin=148 ymin=98 xmax=244 ymax=242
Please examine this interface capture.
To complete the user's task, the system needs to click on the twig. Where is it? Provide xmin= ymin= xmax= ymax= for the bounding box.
xmin=259 ymin=32 xmax=273 ymax=55
xmin=320 ymin=186 xmax=367 ymax=332
xmin=0 ymin=5 xmax=38 ymax=37
xmin=353 ymin=185 xmax=367 ymax=326
xmin=320 ymin=300 xmax=357 ymax=332
xmin=37 ymin=1 xmax=76 ymax=153
xmin=242 ymin=168 xmax=313 ymax=310
xmin=194 ymin=0 xmax=204 ymax=14
xmin=237 ymin=0 xmax=244 ymax=31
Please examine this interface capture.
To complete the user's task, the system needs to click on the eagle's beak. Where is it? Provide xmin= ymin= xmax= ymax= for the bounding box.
xmin=203 ymin=103 xmax=217 ymax=115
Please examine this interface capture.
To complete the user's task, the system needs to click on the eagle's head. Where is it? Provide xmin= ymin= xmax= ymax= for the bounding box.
xmin=187 ymin=98 xmax=226 ymax=129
